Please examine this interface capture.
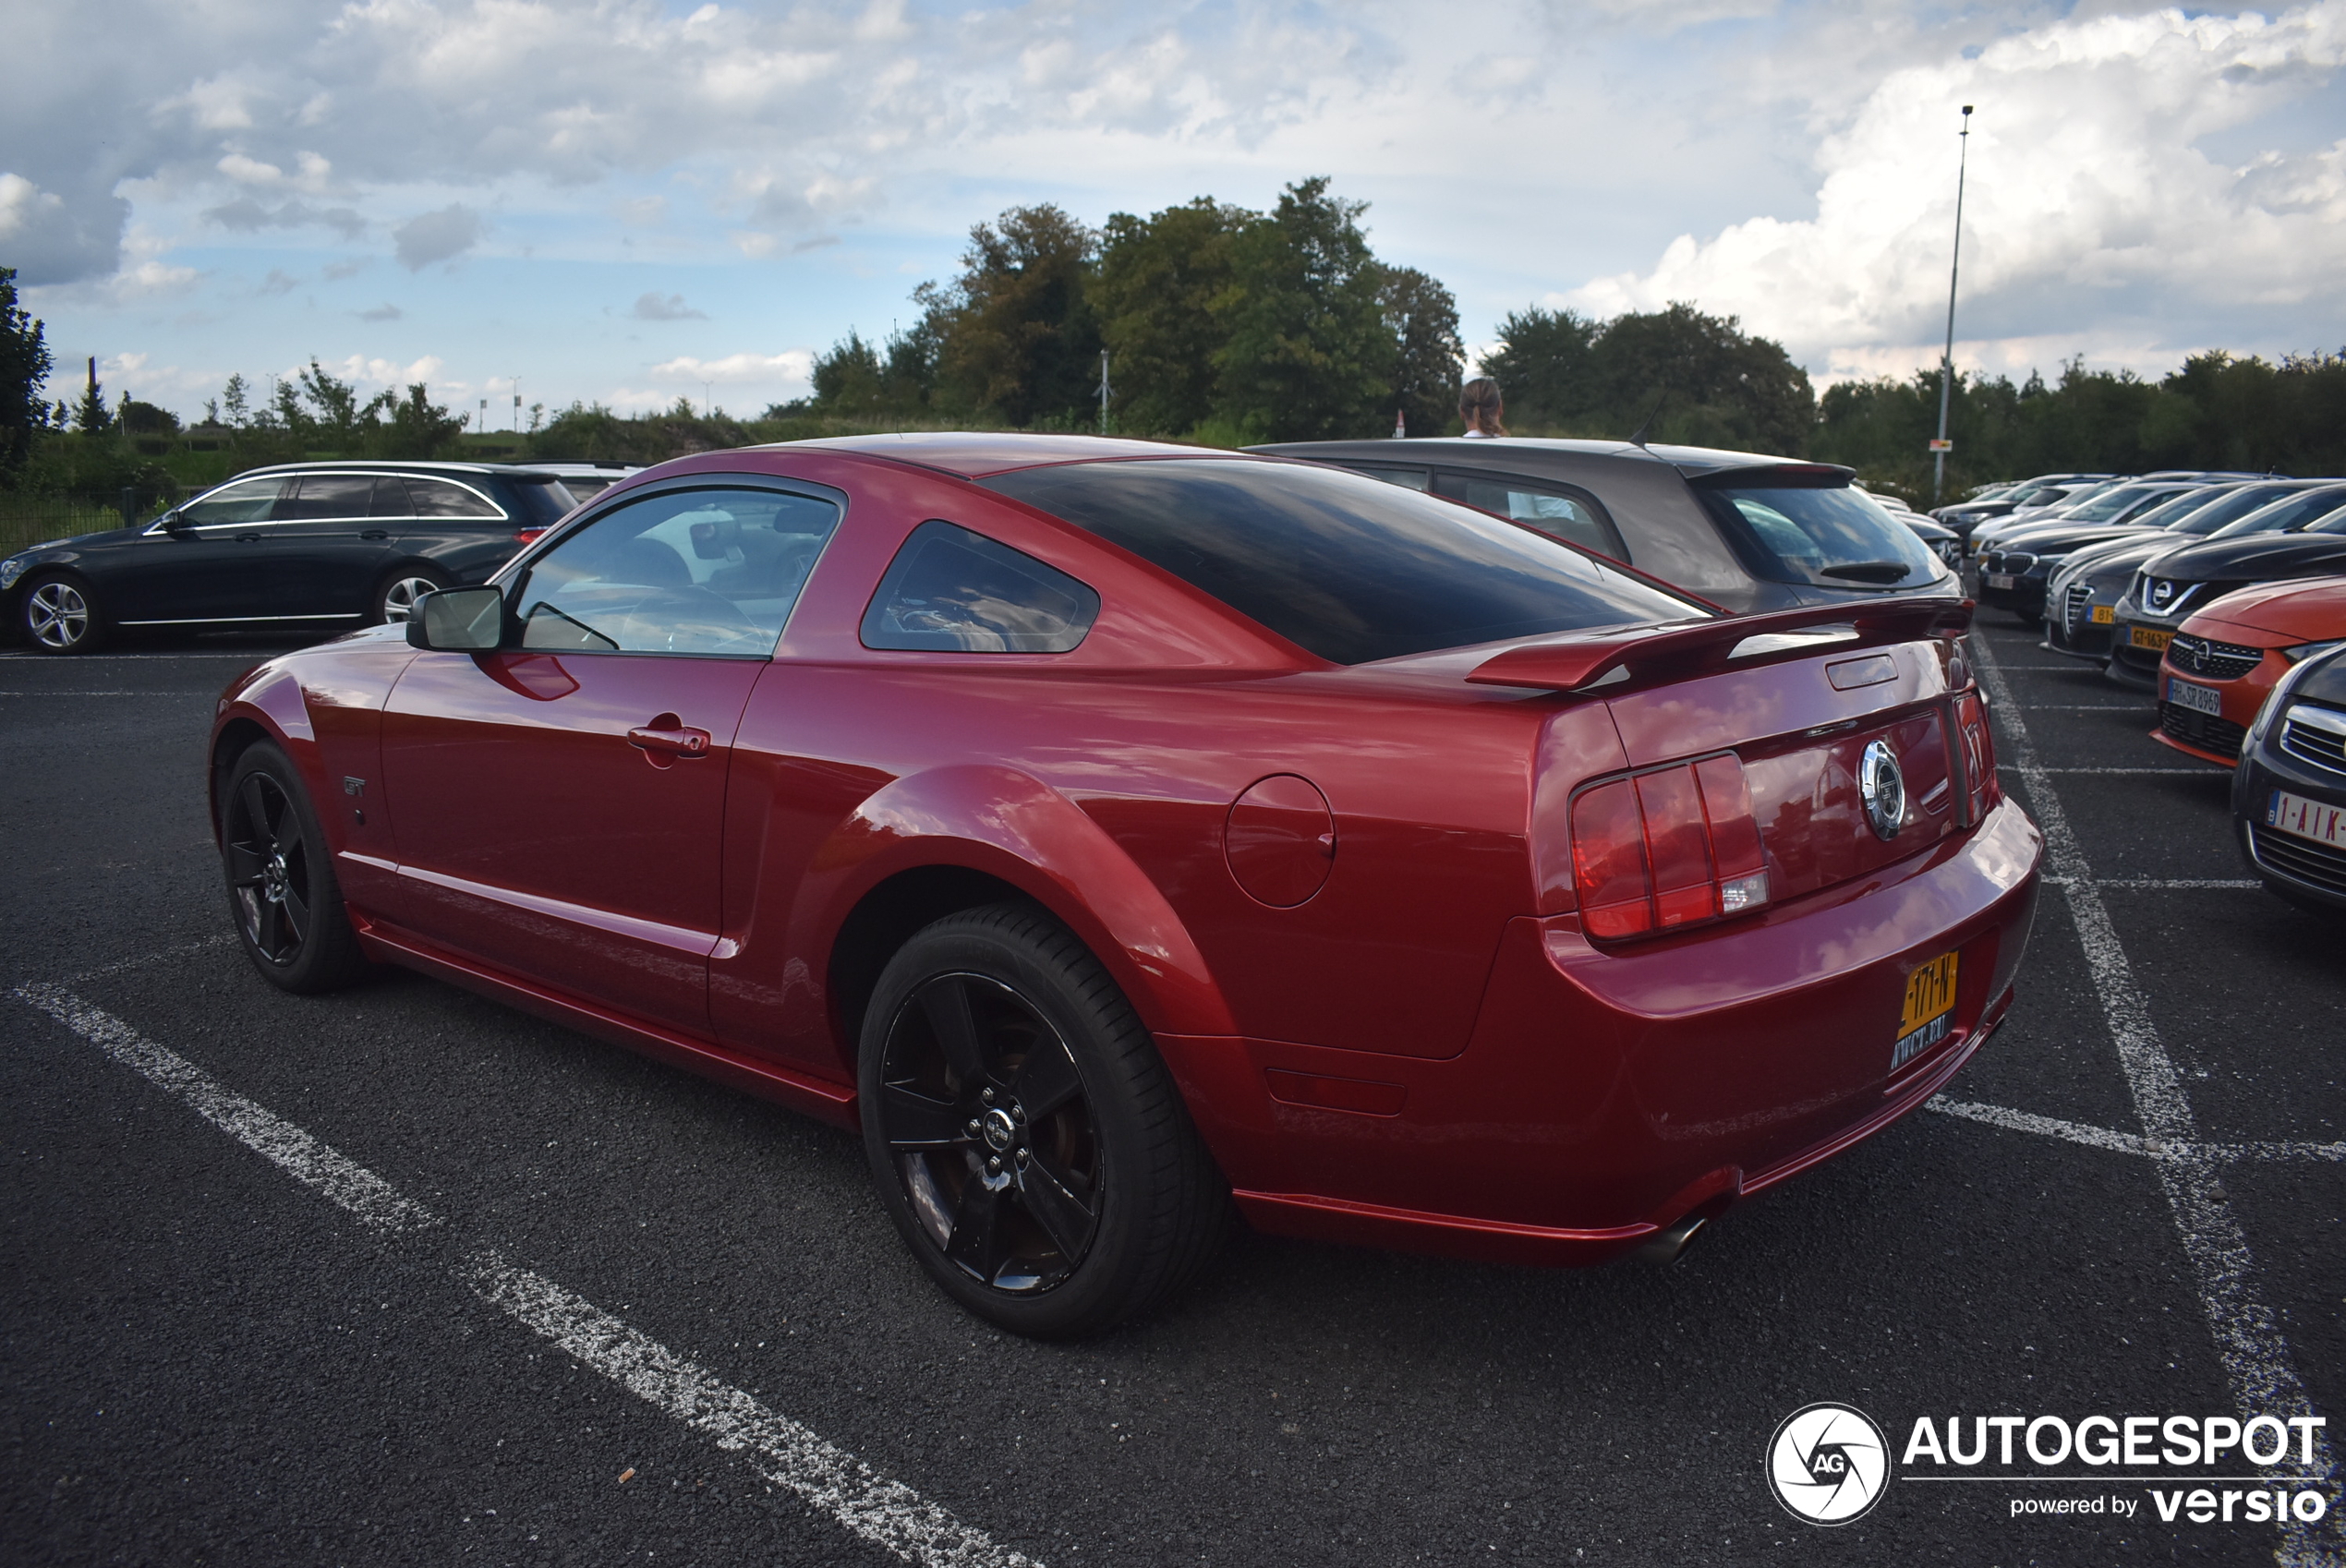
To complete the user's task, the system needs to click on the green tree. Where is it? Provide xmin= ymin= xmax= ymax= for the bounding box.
xmin=1211 ymin=177 xmax=1395 ymax=442
xmin=74 ymin=359 xmax=109 ymax=435
xmin=1587 ymin=302 xmax=1814 ymax=453
xmin=377 ymin=383 xmax=467 ymax=458
xmin=1477 ymin=306 xmax=1600 ymax=430
xmin=924 ymin=204 xmax=1101 ymax=427
xmin=0 ymin=266 xmax=53 ymax=476
xmin=1378 ymin=265 xmax=1464 ymax=437
xmin=1093 ymin=197 xmax=1249 ymax=436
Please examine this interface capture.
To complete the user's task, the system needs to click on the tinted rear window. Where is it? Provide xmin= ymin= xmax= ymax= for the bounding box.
xmin=981 ymin=459 xmax=1703 ymax=665
xmin=1693 ymin=474 xmax=1941 ymax=588
xmin=2210 ymin=486 xmax=2346 ymax=537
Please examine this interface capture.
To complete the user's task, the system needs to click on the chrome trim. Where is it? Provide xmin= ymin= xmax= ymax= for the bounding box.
xmin=2283 ymin=704 xmax=2346 ymax=738
xmin=116 ymin=613 xmax=364 ymax=625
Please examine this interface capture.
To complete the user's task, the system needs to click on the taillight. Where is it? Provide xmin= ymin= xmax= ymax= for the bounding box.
xmin=1570 ymin=754 xmax=1771 ymax=941
xmin=513 ymin=527 xmax=549 ymax=546
xmin=1955 ymin=690 xmax=1998 ymax=820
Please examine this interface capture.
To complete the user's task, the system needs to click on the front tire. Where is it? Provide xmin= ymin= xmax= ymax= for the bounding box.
xmin=858 ymin=903 xmax=1227 ymax=1338
xmin=372 ymin=566 xmax=452 ymax=625
xmin=19 ymin=573 xmax=105 ymax=655
xmin=221 ymin=742 xmax=371 ymax=994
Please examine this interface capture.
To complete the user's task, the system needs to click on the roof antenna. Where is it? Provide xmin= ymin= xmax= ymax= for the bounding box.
xmin=1628 ymin=393 xmax=1665 ymax=448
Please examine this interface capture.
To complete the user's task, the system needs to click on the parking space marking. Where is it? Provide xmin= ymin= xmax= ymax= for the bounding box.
xmin=9 ymin=982 xmax=1043 ymax=1568
xmin=2015 ymin=703 xmax=2155 ymax=710
xmin=0 ymin=690 xmax=200 ymax=696
xmin=56 ymin=933 xmax=237 ymax=986
xmin=14 ymin=984 xmax=442 ymax=1234
xmin=1929 ymin=1098 xmax=2346 ymax=1163
xmin=1977 ymin=639 xmax=2340 ymax=1566
xmin=468 ymin=1252 xmax=1042 ymax=1568
xmin=2013 ymin=766 xmax=2226 ymax=776
xmin=2049 ymin=877 xmax=2264 ymax=890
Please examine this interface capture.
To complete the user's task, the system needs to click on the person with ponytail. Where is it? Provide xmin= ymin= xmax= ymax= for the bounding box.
xmin=1458 ymin=377 xmax=1506 ymax=438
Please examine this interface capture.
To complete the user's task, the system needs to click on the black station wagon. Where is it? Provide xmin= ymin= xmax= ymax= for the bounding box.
xmin=2 ymin=461 xmax=578 ymax=655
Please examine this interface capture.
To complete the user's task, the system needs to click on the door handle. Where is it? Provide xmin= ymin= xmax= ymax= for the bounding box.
xmin=360 ymin=529 xmax=391 ymax=541
xmin=627 ymin=725 xmax=711 ymax=758
xmin=236 ymin=532 xmax=262 ymax=542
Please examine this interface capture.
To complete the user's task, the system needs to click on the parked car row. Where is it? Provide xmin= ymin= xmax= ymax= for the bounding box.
xmin=1940 ymin=469 xmax=2346 ymax=915
xmin=0 ymin=461 xmax=639 ymax=654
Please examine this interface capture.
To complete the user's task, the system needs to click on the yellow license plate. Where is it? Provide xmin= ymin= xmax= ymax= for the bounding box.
xmin=1893 ymin=951 xmax=1960 ymax=1070
xmin=2131 ymin=625 xmax=2172 ymax=651
xmin=2091 ymin=605 xmax=2114 ymax=624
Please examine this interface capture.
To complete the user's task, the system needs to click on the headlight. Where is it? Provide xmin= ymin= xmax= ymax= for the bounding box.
xmin=2245 ymin=650 xmax=2333 ymax=746
xmin=2281 ymin=639 xmax=2345 ymax=665
xmin=0 ymin=555 xmax=27 ymax=592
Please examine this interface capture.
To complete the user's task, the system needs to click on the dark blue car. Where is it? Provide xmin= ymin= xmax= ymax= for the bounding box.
xmin=1 ymin=461 xmax=577 ymax=654
xmin=2234 ymin=644 xmax=2346 ymax=912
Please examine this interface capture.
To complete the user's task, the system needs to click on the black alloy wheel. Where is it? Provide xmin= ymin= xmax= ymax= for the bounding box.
xmin=221 ymin=742 xmax=370 ymax=994
xmin=859 ymin=904 xmax=1227 ymax=1337
xmin=881 ymin=971 xmax=1102 ymax=1291
xmin=20 ymin=573 xmax=104 ymax=655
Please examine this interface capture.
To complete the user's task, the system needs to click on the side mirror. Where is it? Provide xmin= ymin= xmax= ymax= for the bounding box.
xmin=405 ymin=585 xmax=505 ymax=650
xmin=156 ymin=509 xmax=190 ymax=533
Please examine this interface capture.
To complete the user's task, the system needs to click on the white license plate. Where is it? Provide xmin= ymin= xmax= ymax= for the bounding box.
xmin=2167 ymin=678 xmax=2223 ymax=716
xmin=1984 ymin=573 xmax=2015 ymax=590
xmin=2267 ymin=790 xmax=2346 ymax=850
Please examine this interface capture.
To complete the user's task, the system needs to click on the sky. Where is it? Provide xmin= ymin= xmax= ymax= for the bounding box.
xmin=6 ymin=0 xmax=2344 ymax=426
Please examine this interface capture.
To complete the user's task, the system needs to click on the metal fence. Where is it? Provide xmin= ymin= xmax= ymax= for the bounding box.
xmin=0 ymin=490 xmax=168 ymax=555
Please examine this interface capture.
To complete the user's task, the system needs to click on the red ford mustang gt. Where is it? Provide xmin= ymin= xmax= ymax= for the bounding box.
xmin=209 ymin=434 xmax=2043 ymax=1335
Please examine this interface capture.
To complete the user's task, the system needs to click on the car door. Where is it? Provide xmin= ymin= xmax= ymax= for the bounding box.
xmin=378 ymin=479 xmax=842 ymax=1033
xmin=104 ymin=475 xmax=290 ymax=624
xmin=264 ymin=474 xmax=407 ymax=617
xmin=1431 ymin=469 xmax=1627 ymax=560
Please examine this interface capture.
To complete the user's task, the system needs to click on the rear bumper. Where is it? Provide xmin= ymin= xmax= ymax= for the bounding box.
xmin=1169 ymin=798 xmax=2044 ymax=1267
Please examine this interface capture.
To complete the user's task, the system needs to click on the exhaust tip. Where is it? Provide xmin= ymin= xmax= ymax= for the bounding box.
xmin=1634 ymin=1213 xmax=1709 ymax=1266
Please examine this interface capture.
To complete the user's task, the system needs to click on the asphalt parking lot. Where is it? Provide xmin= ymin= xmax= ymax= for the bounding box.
xmin=3 ymin=621 xmax=2340 ymax=1567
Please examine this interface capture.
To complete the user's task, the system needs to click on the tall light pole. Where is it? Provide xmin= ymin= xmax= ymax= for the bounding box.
xmin=1931 ymin=104 xmax=1974 ymax=504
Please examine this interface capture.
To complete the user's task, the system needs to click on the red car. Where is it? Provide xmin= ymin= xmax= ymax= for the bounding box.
xmin=209 ymin=435 xmax=2043 ymax=1336
xmin=2156 ymin=575 xmax=2346 ymax=765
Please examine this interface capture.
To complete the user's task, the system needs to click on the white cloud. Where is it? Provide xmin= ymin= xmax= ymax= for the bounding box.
xmin=393 ymin=203 xmax=484 ymax=269
xmin=649 ymin=348 xmax=814 ymax=384
xmin=1568 ymin=4 xmax=2346 ymax=374
xmin=630 ymin=291 xmax=706 ymax=320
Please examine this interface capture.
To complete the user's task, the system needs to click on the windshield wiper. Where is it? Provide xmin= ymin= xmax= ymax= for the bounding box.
xmin=1818 ymin=561 xmax=1913 ymax=583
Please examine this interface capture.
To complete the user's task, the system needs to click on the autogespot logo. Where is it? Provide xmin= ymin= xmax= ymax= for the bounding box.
xmin=1768 ymin=1403 xmax=1891 ymax=1525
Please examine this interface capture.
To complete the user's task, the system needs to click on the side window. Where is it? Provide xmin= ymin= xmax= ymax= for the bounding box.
xmin=861 ymin=521 xmax=1099 ymax=653
xmin=1348 ymin=464 xmax=1432 ymax=492
xmin=178 ymin=476 xmax=287 ymax=528
xmin=514 ymin=486 xmax=840 ymax=657
xmin=405 ymin=477 xmax=504 ymax=519
xmin=1433 ymin=472 xmax=1625 ymax=561
xmin=371 ymin=476 xmax=417 ymax=517
xmin=279 ymin=475 xmax=380 ymax=521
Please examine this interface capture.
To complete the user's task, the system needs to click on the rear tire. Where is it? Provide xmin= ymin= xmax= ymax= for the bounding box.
xmin=372 ymin=565 xmax=452 ymax=625
xmin=221 ymin=742 xmax=372 ymax=994
xmin=858 ymin=903 xmax=1227 ymax=1338
xmin=19 ymin=573 xmax=106 ymax=655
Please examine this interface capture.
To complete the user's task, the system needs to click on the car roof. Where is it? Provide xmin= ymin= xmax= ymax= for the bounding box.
xmin=1248 ymin=435 xmax=1852 ymax=482
xmin=227 ymin=459 xmax=567 ymax=481
xmin=775 ymin=431 xmax=1247 ymax=478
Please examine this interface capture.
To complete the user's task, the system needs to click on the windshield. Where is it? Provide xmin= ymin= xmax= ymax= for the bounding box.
xmin=2209 ymin=486 xmax=2346 ymax=538
xmin=981 ymin=459 xmax=1706 ymax=665
xmin=2137 ymin=485 xmax=2280 ymax=536
xmin=2062 ymin=484 xmax=2175 ymax=524
xmin=1692 ymin=475 xmax=1941 ymax=589
xmin=2306 ymin=505 xmax=2346 ymax=535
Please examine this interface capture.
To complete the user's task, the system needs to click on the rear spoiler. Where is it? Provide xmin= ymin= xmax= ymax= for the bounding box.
xmin=1465 ymin=596 xmax=1975 ymax=694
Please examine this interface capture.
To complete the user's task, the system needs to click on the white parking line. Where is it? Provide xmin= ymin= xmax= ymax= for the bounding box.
xmin=10 ymin=983 xmax=1042 ymax=1568
xmin=1929 ymin=1098 xmax=2346 ymax=1164
xmin=2015 ymin=704 xmax=2151 ymax=710
xmin=469 ymin=1253 xmax=1042 ymax=1568
xmin=0 ymin=690 xmax=199 ymax=696
xmin=2008 ymin=766 xmax=2225 ymax=777
xmin=2047 ymin=877 xmax=2265 ymax=890
xmin=12 ymin=984 xmax=441 ymax=1234
xmin=1977 ymin=640 xmax=2339 ymax=1566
